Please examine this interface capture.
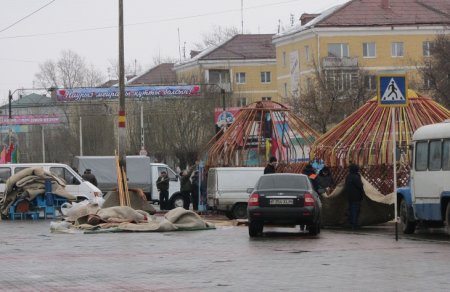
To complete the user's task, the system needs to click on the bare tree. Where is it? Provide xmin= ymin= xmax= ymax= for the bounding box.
xmin=107 ymin=58 xmax=142 ymax=80
xmin=193 ymin=25 xmax=240 ymax=50
xmin=288 ymin=59 xmax=374 ymax=133
xmin=419 ymin=34 xmax=450 ymax=109
xmin=34 ymin=49 xmax=105 ymax=89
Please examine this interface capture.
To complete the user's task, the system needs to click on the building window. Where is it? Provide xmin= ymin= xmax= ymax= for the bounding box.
xmin=391 ymin=42 xmax=404 ymax=57
xmin=364 ymin=75 xmax=377 ymax=90
xmin=262 ymin=96 xmax=272 ymax=101
xmin=237 ymin=97 xmax=247 ymax=107
xmin=284 ymin=82 xmax=288 ymax=98
xmin=304 ymin=46 xmax=310 ymax=61
xmin=282 ymin=51 xmax=286 ymax=66
xmin=235 ymin=72 xmax=246 ymax=84
xmin=423 ymin=76 xmax=432 ymax=89
xmin=325 ymin=70 xmax=357 ymax=91
xmin=363 ymin=42 xmax=376 ymax=58
xmin=261 ymin=72 xmax=271 ymax=83
xmin=423 ymin=41 xmax=434 ymax=57
xmin=328 ymin=43 xmax=349 ymax=58
xmin=209 ymin=69 xmax=230 ymax=84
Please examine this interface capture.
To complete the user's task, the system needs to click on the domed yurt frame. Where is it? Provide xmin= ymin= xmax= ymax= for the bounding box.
xmin=310 ymin=91 xmax=450 ymax=194
xmin=205 ymin=101 xmax=320 ymax=168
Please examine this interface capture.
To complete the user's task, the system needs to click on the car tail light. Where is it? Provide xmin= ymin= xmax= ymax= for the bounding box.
xmin=248 ymin=193 xmax=260 ymax=206
xmin=304 ymin=193 xmax=314 ymax=206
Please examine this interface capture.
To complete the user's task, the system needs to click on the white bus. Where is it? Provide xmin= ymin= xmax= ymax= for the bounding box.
xmin=398 ymin=120 xmax=450 ymax=234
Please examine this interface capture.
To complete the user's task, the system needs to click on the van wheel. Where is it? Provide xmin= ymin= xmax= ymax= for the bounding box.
xmin=231 ymin=203 xmax=248 ymax=219
xmin=400 ymin=199 xmax=416 ymax=234
xmin=225 ymin=211 xmax=234 ymax=220
xmin=171 ymin=194 xmax=190 ymax=210
xmin=445 ymin=203 xmax=450 ymax=236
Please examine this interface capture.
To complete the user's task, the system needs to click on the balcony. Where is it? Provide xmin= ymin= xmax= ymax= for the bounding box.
xmin=322 ymin=57 xmax=358 ymax=68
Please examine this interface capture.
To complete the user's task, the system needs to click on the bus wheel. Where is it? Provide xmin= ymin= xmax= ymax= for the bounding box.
xmin=400 ymin=199 xmax=416 ymax=234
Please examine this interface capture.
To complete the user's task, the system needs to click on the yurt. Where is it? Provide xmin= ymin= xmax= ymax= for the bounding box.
xmin=311 ymin=90 xmax=450 ymax=193
xmin=205 ymin=101 xmax=320 ymax=168
xmin=310 ymin=91 xmax=450 ymax=226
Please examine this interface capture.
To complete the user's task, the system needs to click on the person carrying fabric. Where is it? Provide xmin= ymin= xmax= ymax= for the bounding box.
xmin=302 ymin=163 xmax=318 ymax=192
xmin=264 ymin=156 xmax=277 ymax=174
xmin=190 ymin=170 xmax=200 ymax=211
xmin=316 ymin=166 xmax=334 ymax=196
xmin=156 ymin=171 xmax=170 ymax=210
xmin=179 ymin=162 xmax=197 ymax=209
xmin=343 ymin=163 xmax=365 ymax=229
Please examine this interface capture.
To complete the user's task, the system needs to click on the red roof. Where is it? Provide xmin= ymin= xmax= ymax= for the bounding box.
xmin=317 ymin=0 xmax=450 ymax=27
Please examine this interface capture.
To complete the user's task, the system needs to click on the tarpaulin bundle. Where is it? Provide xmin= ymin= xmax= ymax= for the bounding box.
xmin=0 ymin=167 xmax=75 ymax=217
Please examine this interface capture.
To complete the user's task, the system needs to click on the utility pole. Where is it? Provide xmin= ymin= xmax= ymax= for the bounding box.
xmin=118 ymin=0 xmax=127 ymax=171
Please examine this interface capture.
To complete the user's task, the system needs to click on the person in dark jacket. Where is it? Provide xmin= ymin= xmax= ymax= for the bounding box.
xmin=190 ymin=170 xmax=200 ymax=211
xmin=316 ymin=166 xmax=334 ymax=195
xmin=179 ymin=163 xmax=197 ymax=209
xmin=156 ymin=171 xmax=170 ymax=210
xmin=82 ymin=169 xmax=98 ymax=187
xmin=302 ymin=163 xmax=318 ymax=192
xmin=264 ymin=156 xmax=277 ymax=174
xmin=344 ymin=163 xmax=365 ymax=229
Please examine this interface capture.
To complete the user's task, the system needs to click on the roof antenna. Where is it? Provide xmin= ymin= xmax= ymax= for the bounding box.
xmin=241 ymin=0 xmax=244 ymax=34
xmin=177 ymin=28 xmax=182 ymax=62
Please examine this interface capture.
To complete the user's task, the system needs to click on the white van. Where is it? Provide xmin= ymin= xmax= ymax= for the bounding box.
xmin=207 ymin=167 xmax=264 ymax=219
xmin=0 ymin=163 xmax=102 ymax=201
xmin=73 ymin=156 xmax=184 ymax=209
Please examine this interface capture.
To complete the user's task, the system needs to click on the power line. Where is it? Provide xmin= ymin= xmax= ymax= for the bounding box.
xmin=0 ymin=0 xmax=300 ymax=40
xmin=0 ymin=0 xmax=57 ymax=34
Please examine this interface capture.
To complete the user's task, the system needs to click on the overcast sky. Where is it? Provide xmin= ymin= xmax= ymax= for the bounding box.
xmin=0 ymin=0 xmax=348 ymax=104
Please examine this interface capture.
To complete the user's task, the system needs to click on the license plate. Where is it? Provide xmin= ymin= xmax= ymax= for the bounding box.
xmin=270 ymin=199 xmax=293 ymax=205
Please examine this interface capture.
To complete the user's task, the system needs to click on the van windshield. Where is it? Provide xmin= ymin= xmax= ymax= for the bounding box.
xmin=50 ymin=167 xmax=80 ymax=185
xmin=0 ymin=167 xmax=11 ymax=183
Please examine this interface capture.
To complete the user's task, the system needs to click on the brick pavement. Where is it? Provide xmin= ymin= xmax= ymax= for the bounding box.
xmin=0 ymin=216 xmax=449 ymax=291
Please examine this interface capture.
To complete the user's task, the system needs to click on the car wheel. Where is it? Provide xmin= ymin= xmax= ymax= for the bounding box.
xmin=171 ymin=194 xmax=189 ymax=210
xmin=231 ymin=203 xmax=248 ymax=219
xmin=308 ymin=221 xmax=320 ymax=236
xmin=445 ymin=203 xmax=450 ymax=236
xmin=400 ymin=199 xmax=416 ymax=234
xmin=248 ymin=221 xmax=263 ymax=237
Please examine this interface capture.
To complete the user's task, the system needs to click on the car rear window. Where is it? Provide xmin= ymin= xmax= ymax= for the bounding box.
xmin=257 ymin=175 xmax=308 ymax=190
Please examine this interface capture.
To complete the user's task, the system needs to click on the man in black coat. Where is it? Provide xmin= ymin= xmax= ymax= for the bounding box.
xmin=82 ymin=169 xmax=98 ymax=187
xmin=344 ymin=164 xmax=365 ymax=229
xmin=156 ymin=171 xmax=170 ymax=210
xmin=264 ymin=156 xmax=277 ymax=174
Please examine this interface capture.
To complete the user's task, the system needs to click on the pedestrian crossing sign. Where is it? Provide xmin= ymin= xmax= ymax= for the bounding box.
xmin=378 ymin=75 xmax=408 ymax=107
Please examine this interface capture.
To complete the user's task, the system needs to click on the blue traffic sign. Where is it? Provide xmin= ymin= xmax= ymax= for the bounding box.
xmin=378 ymin=75 xmax=408 ymax=107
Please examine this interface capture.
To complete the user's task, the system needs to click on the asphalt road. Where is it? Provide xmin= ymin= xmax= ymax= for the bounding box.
xmin=0 ymin=218 xmax=449 ymax=291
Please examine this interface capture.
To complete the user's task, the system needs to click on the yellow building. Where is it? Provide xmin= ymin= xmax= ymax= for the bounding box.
xmin=173 ymin=34 xmax=278 ymax=106
xmin=273 ymin=0 xmax=450 ymax=101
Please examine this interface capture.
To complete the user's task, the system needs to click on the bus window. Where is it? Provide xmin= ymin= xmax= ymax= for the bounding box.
xmin=428 ymin=140 xmax=441 ymax=171
xmin=415 ymin=141 xmax=428 ymax=171
xmin=0 ymin=167 xmax=11 ymax=183
xmin=443 ymin=140 xmax=450 ymax=171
